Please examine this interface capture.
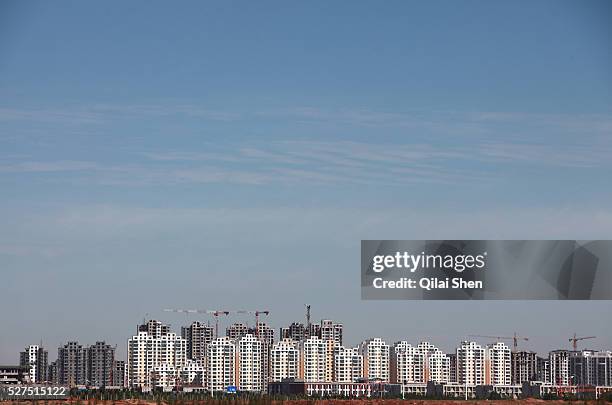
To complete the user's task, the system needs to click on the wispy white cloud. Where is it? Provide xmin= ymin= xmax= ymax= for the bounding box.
xmin=0 ymin=160 xmax=100 ymax=173
xmin=477 ymin=142 xmax=612 ymax=168
xmin=0 ymin=103 xmax=241 ymax=127
xmin=10 ymin=204 xmax=612 ymax=249
xmin=3 ymin=103 xmax=611 ymax=139
xmin=0 ymin=107 xmax=103 ymax=125
xmin=470 ymin=111 xmax=612 ymax=133
xmin=258 ymin=107 xmax=612 ymax=140
xmin=1 ymin=137 xmax=610 ymax=187
xmin=89 ymin=104 xmax=241 ymax=122
xmin=2 ymin=102 xmax=611 ymax=186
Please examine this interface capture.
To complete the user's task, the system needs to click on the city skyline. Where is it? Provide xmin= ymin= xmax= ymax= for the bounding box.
xmin=8 ymin=311 xmax=612 ymax=365
xmin=8 ymin=317 xmax=612 ymax=395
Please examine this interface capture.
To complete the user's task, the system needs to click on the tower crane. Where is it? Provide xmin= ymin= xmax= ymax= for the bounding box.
xmin=163 ymin=308 xmax=230 ymax=338
xmin=469 ymin=332 xmax=529 ymax=351
xmin=235 ymin=310 xmax=270 ymax=337
xmin=569 ymin=333 xmax=596 ymax=351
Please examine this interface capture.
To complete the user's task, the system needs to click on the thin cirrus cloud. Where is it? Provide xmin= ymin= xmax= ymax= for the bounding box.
xmin=1 ymin=102 xmax=610 ymax=186
xmin=0 ymin=107 xmax=103 ymax=125
xmin=477 ymin=142 xmax=612 ymax=168
xmin=0 ymin=160 xmax=100 ymax=173
xmin=0 ymin=104 xmax=240 ymax=125
xmin=0 ymin=140 xmax=610 ymax=186
xmin=1 ymin=103 xmax=611 ymax=137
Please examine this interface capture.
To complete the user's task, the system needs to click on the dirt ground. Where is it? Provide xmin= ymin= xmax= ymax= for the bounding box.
xmin=0 ymin=400 xmax=605 ymax=405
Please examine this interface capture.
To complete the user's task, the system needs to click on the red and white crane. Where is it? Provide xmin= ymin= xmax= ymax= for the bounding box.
xmin=235 ymin=310 xmax=270 ymax=337
xmin=163 ymin=308 xmax=230 ymax=338
xmin=469 ymin=332 xmax=529 ymax=351
xmin=569 ymin=333 xmax=596 ymax=351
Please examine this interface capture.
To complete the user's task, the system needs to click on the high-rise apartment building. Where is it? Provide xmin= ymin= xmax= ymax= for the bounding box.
xmin=569 ymin=350 xmax=612 ymax=387
xmin=48 ymin=361 xmax=58 ymax=384
xmin=280 ymin=323 xmax=308 ymax=342
xmin=180 ymin=360 xmax=206 ymax=386
xmin=112 ymin=360 xmax=126 ymax=387
xmin=549 ymin=350 xmax=570 ymax=386
xmin=359 ymin=338 xmax=390 ymax=382
xmin=236 ymin=334 xmax=263 ymax=392
xmin=253 ymin=322 xmax=274 ymax=391
xmin=417 ymin=341 xmax=439 ymax=355
xmin=536 ymin=356 xmax=550 ymax=383
xmin=182 ymin=321 xmax=214 ymax=361
xmin=511 ymin=351 xmax=537 ymax=384
xmin=487 ymin=342 xmax=511 ymax=386
xmin=333 ymin=346 xmax=363 ymax=383
xmin=226 ymin=323 xmax=249 ymax=340
xmin=138 ymin=319 xmax=170 ymax=338
xmin=456 ymin=341 xmax=485 ymax=386
xmin=389 ymin=341 xmax=450 ymax=384
xmin=152 ymin=363 xmax=177 ymax=390
xmin=222 ymin=323 xmax=274 ymax=391
xmin=19 ymin=345 xmax=48 ymax=384
xmin=448 ymin=353 xmax=457 ymax=383
xmin=87 ymin=341 xmax=115 ymax=387
xmin=206 ymin=337 xmax=235 ymax=392
xmin=320 ymin=320 xmax=343 ymax=346
xmin=253 ymin=322 xmax=274 ymax=345
xmin=427 ymin=350 xmax=451 ymax=383
xmin=127 ymin=321 xmax=187 ymax=389
xmin=323 ymin=339 xmax=335 ymax=382
xmin=270 ymin=338 xmax=300 ymax=382
xmin=391 ymin=341 xmax=425 ymax=384
xmin=280 ymin=322 xmax=321 ymax=342
xmin=300 ymin=336 xmax=328 ymax=382
xmin=58 ymin=341 xmax=87 ymax=387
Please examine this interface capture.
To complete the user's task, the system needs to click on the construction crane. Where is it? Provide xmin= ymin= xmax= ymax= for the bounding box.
xmin=163 ymin=308 xmax=230 ymax=338
xmin=469 ymin=332 xmax=529 ymax=351
xmin=569 ymin=333 xmax=596 ymax=351
xmin=235 ymin=310 xmax=270 ymax=337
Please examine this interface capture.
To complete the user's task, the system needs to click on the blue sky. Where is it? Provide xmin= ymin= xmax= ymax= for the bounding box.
xmin=1 ymin=0 xmax=611 ymax=361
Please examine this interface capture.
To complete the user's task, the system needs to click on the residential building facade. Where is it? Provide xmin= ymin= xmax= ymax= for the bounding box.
xmin=359 ymin=338 xmax=390 ymax=382
xmin=19 ymin=345 xmax=48 ymax=384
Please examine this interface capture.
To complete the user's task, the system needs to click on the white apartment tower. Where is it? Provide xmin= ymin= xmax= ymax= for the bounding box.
xmin=549 ymin=350 xmax=570 ymax=386
xmin=389 ymin=341 xmax=450 ymax=384
xmin=19 ymin=345 xmax=48 ymax=384
xmin=300 ymin=336 xmax=328 ymax=382
xmin=236 ymin=334 xmax=263 ymax=392
xmin=152 ymin=363 xmax=178 ymax=390
xmin=334 ymin=346 xmax=363 ymax=383
xmin=359 ymin=338 xmax=390 ymax=382
xmin=206 ymin=337 xmax=236 ymax=392
xmin=457 ymin=341 xmax=485 ymax=386
xmin=417 ymin=342 xmax=451 ymax=384
xmin=391 ymin=341 xmax=425 ymax=384
xmin=417 ymin=341 xmax=439 ymax=356
xmin=180 ymin=360 xmax=206 ymax=386
xmin=427 ymin=350 xmax=451 ymax=383
xmin=487 ymin=342 xmax=511 ymax=386
xmin=270 ymin=338 xmax=300 ymax=382
xmin=127 ymin=326 xmax=187 ymax=389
